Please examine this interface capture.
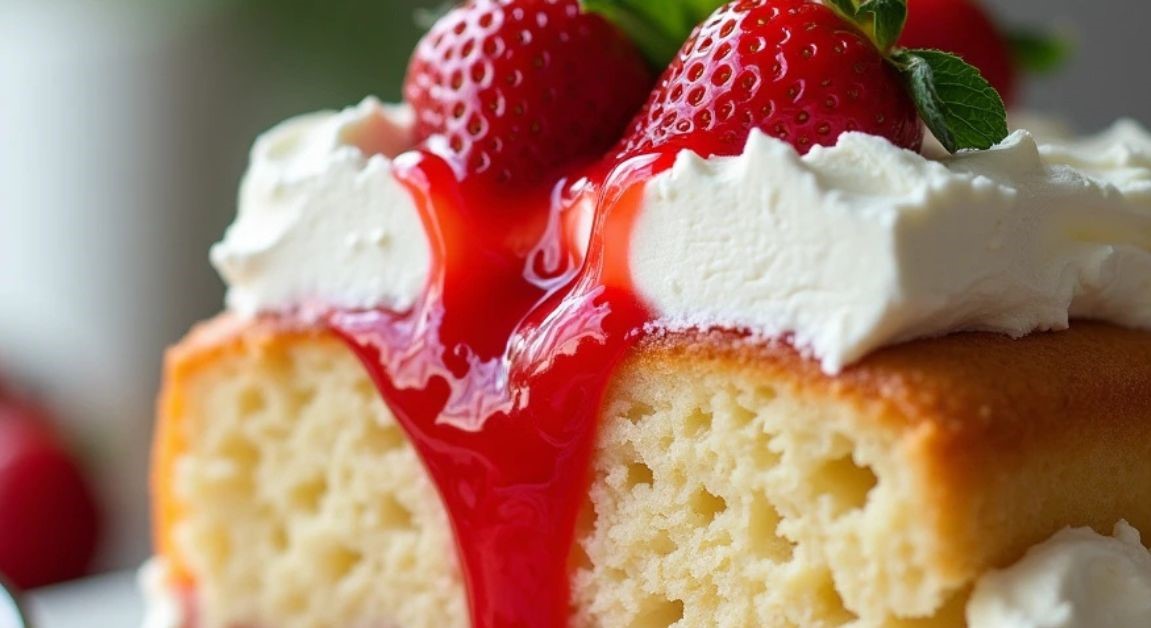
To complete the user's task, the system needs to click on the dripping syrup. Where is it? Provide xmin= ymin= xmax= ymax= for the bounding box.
xmin=328 ymin=150 xmax=678 ymax=627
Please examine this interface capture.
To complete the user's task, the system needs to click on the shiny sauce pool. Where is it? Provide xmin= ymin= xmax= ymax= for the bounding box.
xmin=328 ymin=150 xmax=676 ymax=627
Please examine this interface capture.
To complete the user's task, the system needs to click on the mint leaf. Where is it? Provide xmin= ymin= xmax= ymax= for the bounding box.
xmin=582 ymin=0 xmax=726 ymax=68
xmin=857 ymin=0 xmax=906 ymax=51
xmin=892 ymin=49 xmax=1008 ymax=153
xmin=1007 ymin=28 xmax=1072 ymax=75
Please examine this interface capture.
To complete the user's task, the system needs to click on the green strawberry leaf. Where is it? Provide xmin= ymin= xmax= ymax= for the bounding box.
xmin=856 ymin=0 xmax=907 ymax=51
xmin=1007 ymin=28 xmax=1072 ymax=75
xmin=581 ymin=0 xmax=726 ymax=68
xmin=892 ymin=48 xmax=1008 ymax=153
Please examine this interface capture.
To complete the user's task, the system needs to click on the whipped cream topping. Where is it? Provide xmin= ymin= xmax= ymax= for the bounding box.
xmin=212 ymin=98 xmax=430 ymax=316
xmin=213 ymin=99 xmax=1151 ymax=373
xmin=966 ymin=521 xmax=1151 ymax=628
xmin=633 ymin=124 xmax=1151 ymax=371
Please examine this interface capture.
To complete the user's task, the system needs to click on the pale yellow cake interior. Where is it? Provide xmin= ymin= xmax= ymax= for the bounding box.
xmin=154 ymin=320 xmax=1151 ymax=628
xmin=166 ymin=333 xmax=465 ymax=627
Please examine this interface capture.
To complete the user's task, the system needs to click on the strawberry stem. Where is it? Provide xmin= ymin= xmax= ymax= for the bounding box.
xmin=827 ymin=0 xmax=908 ymax=53
xmin=856 ymin=0 xmax=907 ymax=51
xmin=581 ymin=0 xmax=726 ymax=68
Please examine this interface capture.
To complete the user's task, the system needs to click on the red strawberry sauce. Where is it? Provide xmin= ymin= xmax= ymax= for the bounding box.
xmin=328 ymin=149 xmax=677 ymax=627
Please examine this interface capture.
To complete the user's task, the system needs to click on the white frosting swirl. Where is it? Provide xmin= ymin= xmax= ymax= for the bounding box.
xmin=212 ymin=98 xmax=1151 ymax=373
xmin=966 ymin=521 xmax=1151 ymax=628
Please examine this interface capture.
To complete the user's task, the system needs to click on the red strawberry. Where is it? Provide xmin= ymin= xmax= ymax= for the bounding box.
xmin=404 ymin=0 xmax=653 ymax=186
xmin=0 ymin=401 xmax=100 ymax=589
xmin=900 ymin=0 xmax=1017 ymax=106
xmin=618 ymin=0 xmax=923 ymax=160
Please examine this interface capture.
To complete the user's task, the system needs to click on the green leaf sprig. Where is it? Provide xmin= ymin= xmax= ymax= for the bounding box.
xmin=829 ymin=0 xmax=1008 ymax=151
xmin=891 ymin=49 xmax=1008 ymax=151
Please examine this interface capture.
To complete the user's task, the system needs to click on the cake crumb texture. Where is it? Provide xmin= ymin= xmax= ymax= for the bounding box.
xmin=153 ymin=318 xmax=1151 ymax=627
xmin=154 ymin=320 xmax=467 ymax=628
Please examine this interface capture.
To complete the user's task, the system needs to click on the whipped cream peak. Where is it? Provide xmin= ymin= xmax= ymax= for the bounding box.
xmin=1040 ymin=118 xmax=1151 ymax=191
xmin=211 ymin=97 xmax=429 ymax=316
xmin=632 ymin=124 xmax=1151 ymax=372
xmin=967 ymin=521 xmax=1151 ymax=628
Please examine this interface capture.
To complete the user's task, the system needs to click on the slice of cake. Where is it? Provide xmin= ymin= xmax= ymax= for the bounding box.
xmin=146 ymin=0 xmax=1151 ymax=626
xmin=150 ymin=317 xmax=1151 ymax=627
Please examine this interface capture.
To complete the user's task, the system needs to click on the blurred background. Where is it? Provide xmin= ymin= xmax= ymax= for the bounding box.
xmin=0 ymin=0 xmax=1148 ymax=591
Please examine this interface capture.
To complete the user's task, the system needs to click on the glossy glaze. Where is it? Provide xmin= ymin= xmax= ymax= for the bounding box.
xmin=330 ymin=151 xmax=675 ymax=627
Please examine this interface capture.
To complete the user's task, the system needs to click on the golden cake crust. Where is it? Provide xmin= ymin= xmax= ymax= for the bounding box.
xmin=153 ymin=314 xmax=336 ymax=584
xmin=169 ymin=314 xmax=1151 ymax=436
xmin=629 ymin=323 xmax=1151 ymax=581
xmin=639 ymin=321 xmax=1151 ymax=436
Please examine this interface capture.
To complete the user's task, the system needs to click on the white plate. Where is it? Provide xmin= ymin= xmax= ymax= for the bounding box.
xmin=25 ymin=572 xmax=141 ymax=628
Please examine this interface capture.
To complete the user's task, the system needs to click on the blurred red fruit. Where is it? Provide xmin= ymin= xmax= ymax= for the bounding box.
xmin=0 ymin=400 xmax=100 ymax=589
xmin=900 ymin=0 xmax=1017 ymax=105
